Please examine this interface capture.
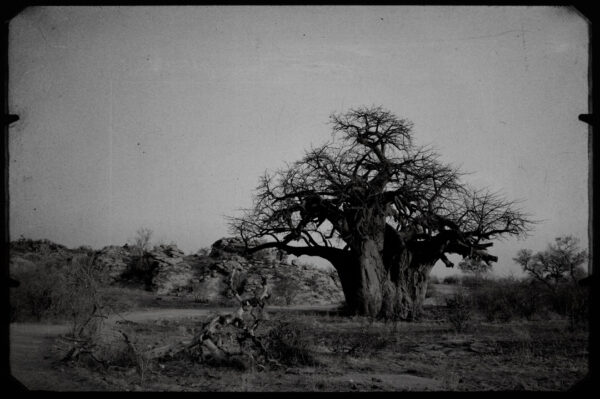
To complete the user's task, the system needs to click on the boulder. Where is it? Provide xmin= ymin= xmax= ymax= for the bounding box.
xmin=8 ymin=237 xmax=344 ymax=306
xmin=151 ymin=244 xmax=185 ymax=258
xmin=95 ymin=245 xmax=135 ymax=282
xmin=192 ymin=275 xmax=228 ymax=303
xmin=214 ymin=259 xmax=243 ymax=275
xmin=148 ymin=244 xmax=193 ymax=295
xmin=152 ymin=261 xmax=194 ymax=295
xmin=209 ymin=237 xmax=247 ymax=258
xmin=10 ymin=238 xmax=69 ymax=257
xmin=209 ymin=237 xmax=287 ymax=263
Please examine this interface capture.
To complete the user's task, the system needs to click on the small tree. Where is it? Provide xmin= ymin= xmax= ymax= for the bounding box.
xmin=513 ymin=235 xmax=588 ymax=327
xmin=445 ymin=289 xmax=472 ymax=332
xmin=513 ymin=236 xmax=587 ymax=293
xmin=133 ymin=227 xmax=153 ymax=257
xmin=130 ymin=227 xmax=153 ymax=277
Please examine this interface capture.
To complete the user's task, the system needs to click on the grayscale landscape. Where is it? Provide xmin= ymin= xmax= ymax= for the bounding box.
xmin=8 ymin=6 xmax=590 ymax=391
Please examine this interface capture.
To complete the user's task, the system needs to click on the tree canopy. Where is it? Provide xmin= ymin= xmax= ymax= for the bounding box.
xmin=230 ymin=106 xmax=532 ymax=268
xmin=514 ymin=235 xmax=587 ymax=289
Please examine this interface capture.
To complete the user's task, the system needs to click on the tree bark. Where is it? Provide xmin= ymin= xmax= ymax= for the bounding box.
xmin=380 ymin=255 xmax=435 ymax=321
xmin=354 ymin=239 xmax=385 ymax=316
xmin=334 ymin=246 xmax=434 ymax=320
xmin=331 ymin=225 xmax=438 ymax=320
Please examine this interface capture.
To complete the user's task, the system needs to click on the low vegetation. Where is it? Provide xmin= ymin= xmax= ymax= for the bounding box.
xmin=44 ymin=310 xmax=587 ymax=391
xmin=9 ymin=235 xmax=590 ymax=391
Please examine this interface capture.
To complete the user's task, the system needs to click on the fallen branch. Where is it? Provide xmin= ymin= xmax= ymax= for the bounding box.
xmin=152 ymin=272 xmax=282 ymax=370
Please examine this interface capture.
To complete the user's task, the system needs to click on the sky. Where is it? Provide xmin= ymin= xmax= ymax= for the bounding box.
xmin=8 ymin=6 xmax=590 ymax=277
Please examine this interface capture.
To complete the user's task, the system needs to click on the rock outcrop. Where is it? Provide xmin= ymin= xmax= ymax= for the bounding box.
xmin=94 ymin=245 xmax=135 ymax=282
xmin=209 ymin=236 xmax=287 ymax=264
xmin=148 ymin=244 xmax=194 ymax=295
xmin=9 ymin=239 xmax=74 ymax=279
xmin=197 ymin=237 xmax=343 ymax=305
xmin=8 ymin=237 xmax=344 ymax=306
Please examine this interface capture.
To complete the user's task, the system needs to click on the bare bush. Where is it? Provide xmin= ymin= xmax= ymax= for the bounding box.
xmin=48 ymin=255 xmax=113 ymax=367
xmin=272 ymin=272 xmax=299 ymax=306
xmin=61 ymin=254 xmax=108 ymax=338
xmin=263 ymin=318 xmax=317 ymax=366
xmin=443 ymin=275 xmax=461 ymax=285
xmin=120 ymin=331 xmax=153 ymax=385
xmin=470 ymin=277 xmax=539 ymax=322
xmin=151 ymin=274 xmax=282 ymax=371
xmin=10 ymin=252 xmax=107 ymax=332
xmin=461 ymin=274 xmax=487 ymax=289
xmin=128 ymin=227 xmax=154 ymax=277
xmin=10 ymin=264 xmax=63 ymax=321
xmin=331 ymin=324 xmax=394 ymax=357
xmin=445 ymin=289 xmax=472 ymax=332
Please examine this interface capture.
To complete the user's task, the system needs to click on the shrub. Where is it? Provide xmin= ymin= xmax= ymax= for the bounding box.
xmin=445 ymin=289 xmax=472 ymax=332
xmin=273 ymin=273 xmax=300 ymax=306
xmin=61 ymin=254 xmax=108 ymax=337
xmin=263 ymin=318 xmax=316 ymax=366
xmin=461 ymin=274 xmax=486 ymax=289
xmin=470 ymin=277 xmax=542 ymax=322
xmin=10 ymin=253 xmax=108 ymax=336
xmin=471 ymin=279 xmax=513 ymax=322
xmin=443 ymin=275 xmax=460 ymax=285
xmin=74 ymin=245 xmax=95 ymax=255
xmin=565 ymin=285 xmax=589 ymax=330
xmin=10 ymin=237 xmax=68 ymax=255
xmin=550 ymin=282 xmax=589 ymax=329
xmin=122 ymin=228 xmax=155 ymax=284
xmin=331 ymin=324 xmax=394 ymax=357
xmin=10 ymin=263 xmax=64 ymax=321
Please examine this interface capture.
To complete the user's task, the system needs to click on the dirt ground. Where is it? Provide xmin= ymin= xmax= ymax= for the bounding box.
xmin=9 ymin=301 xmax=588 ymax=391
xmin=9 ymin=323 xmax=107 ymax=391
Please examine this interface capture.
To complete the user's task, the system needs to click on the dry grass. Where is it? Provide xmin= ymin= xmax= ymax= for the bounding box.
xmin=55 ymin=307 xmax=588 ymax=391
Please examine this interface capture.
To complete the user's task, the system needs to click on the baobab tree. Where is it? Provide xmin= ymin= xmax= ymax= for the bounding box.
xmin=229 ymin=107 xmax=533 ymax=319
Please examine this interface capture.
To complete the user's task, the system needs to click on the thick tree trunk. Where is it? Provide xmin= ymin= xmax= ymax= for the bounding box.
xmin=334 ymin=249 xmax=434 ymax=320
xmin=380 ymin=256 xmax=435 ymax=321
xmin=332 ymin=226 xmax=438 ymax=320
xmin=330 ymin=238 xmax=387 ymax=317
xmin=355 ymin=239 xmax=385 ymax=316
xmin=249 ymin=225 xmax=438 ymax=320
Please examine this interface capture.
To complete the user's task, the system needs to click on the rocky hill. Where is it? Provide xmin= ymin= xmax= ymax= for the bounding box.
xmin=9 ymin=237 xmax=344 ymax=306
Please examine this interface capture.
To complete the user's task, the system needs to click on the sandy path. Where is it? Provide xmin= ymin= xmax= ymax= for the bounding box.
xmin=9 ymin=323 xmax=104 ymax=391
xmin=9 ymin=309 xmax=223 ymax=391
xmin=106 ymin=304 xmax=339 ymax=324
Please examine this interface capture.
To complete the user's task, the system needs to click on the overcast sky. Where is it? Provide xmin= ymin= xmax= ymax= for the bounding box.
xmin=9 ymin=6 xmax=589 ymax=277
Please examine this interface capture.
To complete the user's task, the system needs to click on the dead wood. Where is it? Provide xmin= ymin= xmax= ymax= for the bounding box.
xmin=140 ymin=271 xmax=282 ymax=370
